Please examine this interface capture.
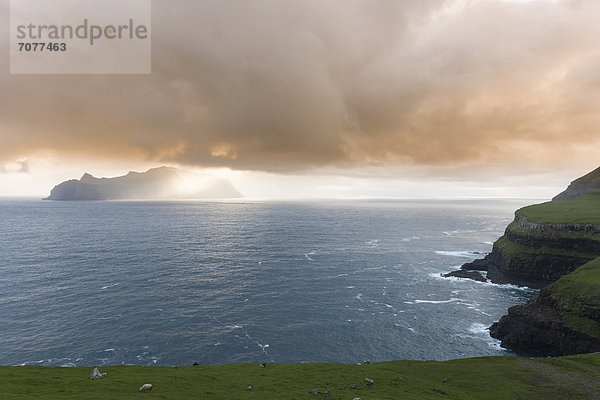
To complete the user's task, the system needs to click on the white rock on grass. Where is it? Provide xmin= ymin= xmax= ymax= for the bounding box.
xmin=89 ymin=367 xmax=106 ymax=379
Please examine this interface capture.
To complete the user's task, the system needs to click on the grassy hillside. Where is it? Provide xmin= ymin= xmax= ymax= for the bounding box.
xmin=519 ymin=192 xmax=600 ymax=224
xmin=2 ymin=354 xmax=600 ymax=399
xmin=482 ymin=192 xmax=600 ymax=287
xmin=545 ymin=257 xmax=600 ymax=338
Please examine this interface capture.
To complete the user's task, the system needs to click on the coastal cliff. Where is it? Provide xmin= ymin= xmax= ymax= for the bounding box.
xmin=450 ymin=168 xmax=600 ymax=356
xmin=484 ymin=209 xmax=600 ymax=288
xmin=454 ymin=194 xmax=600 ymax=289
xmin=553 ymin=165 xmax=600 ymax=200
xmin=490 ymin=257 xmax=600 ymax=354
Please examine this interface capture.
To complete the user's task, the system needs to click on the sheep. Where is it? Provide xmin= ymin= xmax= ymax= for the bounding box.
xmin=139 ymin=384 xmax=153 ymax=392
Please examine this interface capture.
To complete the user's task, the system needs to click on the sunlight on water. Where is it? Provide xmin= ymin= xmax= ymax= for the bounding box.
xmin=0 ymin=198 xmax=534 ymax=366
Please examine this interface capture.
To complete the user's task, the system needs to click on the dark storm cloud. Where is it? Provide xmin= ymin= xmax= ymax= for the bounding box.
xmin=2 ymin=0 xmax=600 ymax=174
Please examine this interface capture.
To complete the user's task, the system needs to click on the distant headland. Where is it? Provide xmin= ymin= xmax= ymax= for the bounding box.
xmin=43 ymin=166 xmax=242 ymax=201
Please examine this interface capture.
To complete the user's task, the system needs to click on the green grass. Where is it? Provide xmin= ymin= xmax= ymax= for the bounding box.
xmin=494 ymin=236 xmax=597 ymax=259
xmin=563 ymin=312 xmax=600 ymax=339
xmin=546 ymin=257 xmax=600 ymax=332
xmin=555 ymin=256 xmax=600 ymax=288
xmin=1 ymin=355 xmax=600 ymax=399
xmin=506 ymin=220 xmax=600 ymax=242
xmin=518 ymin=192 xmax=600 ymax=224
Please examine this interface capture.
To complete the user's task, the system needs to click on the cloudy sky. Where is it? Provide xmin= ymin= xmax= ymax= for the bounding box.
xmin=2 ymin=0 xmax=600 ymax=198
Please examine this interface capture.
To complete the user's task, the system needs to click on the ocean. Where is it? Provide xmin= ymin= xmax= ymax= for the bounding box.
xmin=0 ymin=198 xmax=538 ymax=367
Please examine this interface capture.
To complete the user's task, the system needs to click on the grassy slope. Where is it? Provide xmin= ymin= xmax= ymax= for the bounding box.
xmin=501 ymin=193 xmax=600 ymax=338
xmin=2 ymin=355 xmax=600 ymax=400
xmin=519 ymin=192 xmax=600 ymax=224
xmin=545 ymin=257 xmax=600 ymax=338
xmin=493 ymin=236 xmax=597 ymax=259
xmin=492 ymin=192 xmax=600 ymax=266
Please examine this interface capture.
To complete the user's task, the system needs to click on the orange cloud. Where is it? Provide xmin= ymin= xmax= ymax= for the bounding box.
xmin=1 ymin=0 xmax=600 ymax=178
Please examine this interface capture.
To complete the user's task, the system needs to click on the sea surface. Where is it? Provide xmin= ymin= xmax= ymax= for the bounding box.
xmin=0 ymin=198 xmax=539 ymax=367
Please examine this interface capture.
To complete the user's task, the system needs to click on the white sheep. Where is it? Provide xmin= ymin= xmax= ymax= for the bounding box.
xmin=139 ymin=384 xmax=153 ymax=392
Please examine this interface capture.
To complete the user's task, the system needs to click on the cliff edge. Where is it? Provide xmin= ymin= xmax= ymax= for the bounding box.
xmin=448 ymin=167 xmax=600 ymax=355
xmin=490 ymin=257 xmax=600 ymax=355
xmin=488 ymin=191 xmax=600 ymax=355
xmin=554 ymin=166 xmax=600 ymax=200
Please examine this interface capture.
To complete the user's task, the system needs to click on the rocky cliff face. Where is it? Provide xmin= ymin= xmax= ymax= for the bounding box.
xmin=489 ymin=257 xmax=600 ymax=355
xmin=553 ymin=166 xmax=600 ymax=200
xmin=456 ymin=212 xmax=600 ymax=289
xmin=483 ymin=213 xmax=600 ymax=288
xmin=448 ymin=167 xmax=600 ymax=356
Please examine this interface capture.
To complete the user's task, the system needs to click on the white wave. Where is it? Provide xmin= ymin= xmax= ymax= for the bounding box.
xmin=435 ymin=251 xmax=482 ymax=258
xmin=468 ymin=323 xmax=489 ymax=335
xmin=405 ymin=298 xmax=463 ymax=305
xmin=226 ymin=325 xmax=243 ymax=329
xmin=464 ymin=323 xmax=507 ymax=351
xmin=432 ymin=271 xmax=536 ymax=295
xmin=394 ymin=323 xmax=415 ymax=332
xmin=480 ymin=280 xmax=538 ymax=292
xmin=429 ymin=272 xmax=456 ymax=280
xmin=488 ymin=341 xmax=506 ymax=351
xmin=365 ymin=239 xmax=379 ymax=247
xmin=355 ymin=293 xmax=363 ymax=301
xmin=244 ymin=332 xmax=272 ymax=359
xmin=100 ymin=283 xmax=119 ymax=290
xmin=91 ymin=314 xmax=122 ymax=321
xmin=482 ymin=241 xmax=494 ymax=245
xmin=384 ymin=304 xmax=394 ymax=309
xmin=346 ymin=286 xmax=355 ymax=289
xmin=443 ymin=229 xmax=478 ymax=236
xmin=401 ymin=236 xmax=420 ymax=242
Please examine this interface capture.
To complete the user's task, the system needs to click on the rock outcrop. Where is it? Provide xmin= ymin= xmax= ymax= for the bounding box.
xmin=90 ymin=367 xmax=106 ymax=379
xmin=442 ymin=269 xmax=487 ymax=282
xmin=44 ymin=166 xmax=242 ymax=200
xmin=553 ymin=166 xmax=600 ymax=200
